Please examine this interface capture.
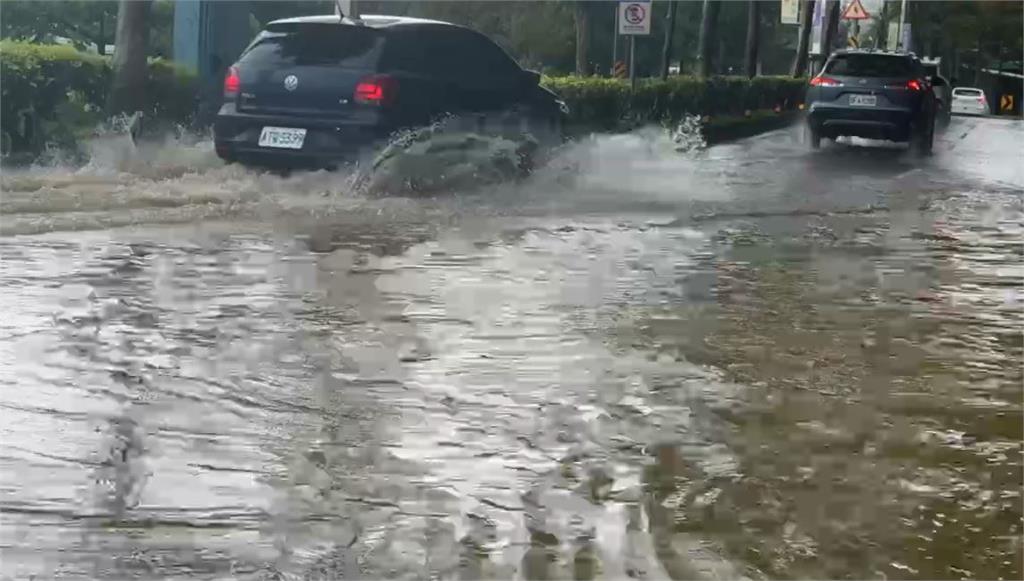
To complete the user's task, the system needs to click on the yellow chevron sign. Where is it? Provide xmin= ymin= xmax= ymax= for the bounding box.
xmin=1000 ymin=94 xmax=1014 ymax=113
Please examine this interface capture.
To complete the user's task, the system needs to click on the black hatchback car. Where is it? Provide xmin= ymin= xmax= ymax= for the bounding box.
xmin=806 ymin=50 xmax=936 ymax=154
xmin=214 ymin=14 xmax=568 ymax=167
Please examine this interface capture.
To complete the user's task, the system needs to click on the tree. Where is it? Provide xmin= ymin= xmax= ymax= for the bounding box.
xmin=744 ymin=0 xmax=760 ymax=78
xmin=660 ymin=0 xmax=679 ymax=80
xmin=822 ymin=0 xmax=841 ymax=56
xmin=107 ymin=0 xmax=152 ymax=115
xmin=792 ymin=0 xmax=816 ymax=76
xmin=574 ymin=1 xmax=594 ymax=75
xmin=698 ymin=0 xmax=722 ymax=77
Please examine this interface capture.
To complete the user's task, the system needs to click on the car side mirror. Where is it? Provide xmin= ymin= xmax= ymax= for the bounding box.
xmin=521 ymin=69 xmax=541 ymax=86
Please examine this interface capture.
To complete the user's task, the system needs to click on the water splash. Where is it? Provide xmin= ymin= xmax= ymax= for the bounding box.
xmin=670 ymin=114 xmax=707 ymax=154
xmin=1 ymin=114 xmax=724 ymax=236
xmin=353 ymin=116 xmax=539 ymax=197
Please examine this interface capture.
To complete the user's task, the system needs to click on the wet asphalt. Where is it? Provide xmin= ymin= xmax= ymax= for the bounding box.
xmin=0 ymin=115 xmax=1021 ymax=580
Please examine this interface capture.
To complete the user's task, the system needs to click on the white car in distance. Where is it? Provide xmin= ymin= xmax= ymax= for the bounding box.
xmin=951 ymin=87 xmax=990 ymax=116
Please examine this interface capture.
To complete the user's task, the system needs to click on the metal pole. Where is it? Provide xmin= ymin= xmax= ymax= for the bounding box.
xmin=629 ymin=35 xmax=637 ymax=90
xmin=897 ymin=0 xmax=908 ymax=50
xmin=612 ymin=5 xmax=618 ymax=73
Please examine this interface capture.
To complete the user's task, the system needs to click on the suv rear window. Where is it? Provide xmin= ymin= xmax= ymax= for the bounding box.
xmin=239 ymin=24 xmax=382 ymax=68
xmin=825 ymin=54 xmax=914 ymax=77
xmin=953 ymin=88 xmax=983 ymax=96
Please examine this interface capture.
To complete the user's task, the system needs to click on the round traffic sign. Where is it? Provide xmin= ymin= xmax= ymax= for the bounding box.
xmin=625 ymin=3 xmax=646 ymax=25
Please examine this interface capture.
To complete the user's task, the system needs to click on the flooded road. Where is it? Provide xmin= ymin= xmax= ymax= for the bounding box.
xmin=1 ymin=116 xmax=1021 ymax=580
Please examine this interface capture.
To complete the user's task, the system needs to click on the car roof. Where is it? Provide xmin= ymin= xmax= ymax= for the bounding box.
xmin=267 ymin=14 xmax=457 ymax=29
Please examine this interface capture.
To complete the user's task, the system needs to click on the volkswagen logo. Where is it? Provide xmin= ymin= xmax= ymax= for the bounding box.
xmin=283 ymin=75 xmax=299 ymax=91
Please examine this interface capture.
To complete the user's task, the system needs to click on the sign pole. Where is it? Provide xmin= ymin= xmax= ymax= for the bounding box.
xmin=618 ymin=0 xmax=650 ymax=89
xmin=612 ymin=6 xmax=619 ymax=74
xmin=629 ymin=36 xmax=637 ymax=90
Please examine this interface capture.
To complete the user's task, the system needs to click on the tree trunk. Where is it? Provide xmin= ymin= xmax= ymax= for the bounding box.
xmin=744 ymin=0 xmax=760 ymax=78
xmin=698 ymin=0 xmax=721 ymax=78
xmin=660 ymin=0 xmax=678 ymax=80
xmin=792 ymin=0 xmax=816 ymax=77
xmin=98 ymin=15 xmax=106 ymax=56
xmin=574 ymin=2 xmax=592 ymax=76
xmin=107 ymin=0 xmax=152 ymax=115
xmin=823 ymin=0 xmax=840 ymax=54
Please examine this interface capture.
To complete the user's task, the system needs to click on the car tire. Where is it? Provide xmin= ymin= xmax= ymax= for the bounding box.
xmin=215 ymin=143 xmax=236 ymax=164
xmin=523 ymin=113 xmax=564 ymax=148
xmin=912 ymin=117 xmax=934 ymax=156
xmin=807 ymin=126 xmax=822 ymax=149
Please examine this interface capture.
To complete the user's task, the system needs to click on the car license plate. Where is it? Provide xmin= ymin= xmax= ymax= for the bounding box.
xmin=258 ymin=127 xmax=306 ymax=149
xmin=850 ymin=95 xmax=877 ymax=107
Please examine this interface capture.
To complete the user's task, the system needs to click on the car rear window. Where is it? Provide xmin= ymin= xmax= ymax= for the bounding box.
xmin=954 ymin=88 xmax=983 ymax=96
xmin=239 ymin=24 xmax=382 ymax=68
xmin=825 ymin=54 xmax=915 ymax=77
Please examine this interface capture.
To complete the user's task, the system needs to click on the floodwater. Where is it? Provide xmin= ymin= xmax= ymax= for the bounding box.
xmin=1 ymin=117 xmax=1021 ymax=580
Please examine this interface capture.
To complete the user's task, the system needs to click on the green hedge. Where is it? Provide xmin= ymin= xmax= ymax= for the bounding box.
xmin=0 ymin=40 xmax=198 ymax=153
xmin=543 ymin=75 xmax=807 ymax=131
xmin=0 ymin=41 xmax=804 ymax=155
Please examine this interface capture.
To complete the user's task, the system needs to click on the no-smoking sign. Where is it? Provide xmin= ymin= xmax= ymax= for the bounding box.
xmin=618 ymin=0 xmax=651 ymax=35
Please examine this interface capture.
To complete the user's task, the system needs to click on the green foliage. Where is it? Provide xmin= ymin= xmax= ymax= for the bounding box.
xmin=543 ymin=75 xmax=807 ymax=130
xmin=0 ymin=0 xmax=119 ymax=54
xmin=0 ymin=41 xmax=197 ymax=152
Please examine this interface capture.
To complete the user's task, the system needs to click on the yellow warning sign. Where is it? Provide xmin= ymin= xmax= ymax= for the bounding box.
xmin=841 ymin=0 xmax=871 ymax=20
xmin=1000 ymin=94 xmax=1014 ymax=113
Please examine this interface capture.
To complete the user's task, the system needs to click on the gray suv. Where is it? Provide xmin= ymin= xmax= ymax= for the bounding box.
xmin=806 ymin=50 xmax=936 ymax=154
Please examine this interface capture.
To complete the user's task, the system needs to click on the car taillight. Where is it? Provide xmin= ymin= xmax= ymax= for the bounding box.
xmin=224 ymin=66 xmax=240 ymax=98
xmin=809 ymin=76 xmax=842 ymax=87
xmin=354 ymin=75 xmax=397 ymax=106
xmin=906 ymin=79 xmax=923 ymax=92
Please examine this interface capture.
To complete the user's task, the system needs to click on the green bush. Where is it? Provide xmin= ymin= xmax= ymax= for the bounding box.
xmin=0 ymin=40 xmax=198 ymax=153
xmin=542 ymin=75 xmax=807 ymax=130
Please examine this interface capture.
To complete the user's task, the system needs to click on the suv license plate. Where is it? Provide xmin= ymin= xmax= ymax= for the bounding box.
xmin=850 ymin=95 xmax=877 ymax=107
xmin=258 ymin=127 xmax=306 ymax=149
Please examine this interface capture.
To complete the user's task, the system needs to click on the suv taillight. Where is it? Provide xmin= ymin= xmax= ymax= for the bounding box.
xmin=354 ymin=75 xmax=397 ymax=106
xmin=809 ymin=76 xmax=842 ymax=87
xmin=885 ymin=79 xmax=925 ymax=91
xmin=224 ymin=66 xmax=240 ymax=98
